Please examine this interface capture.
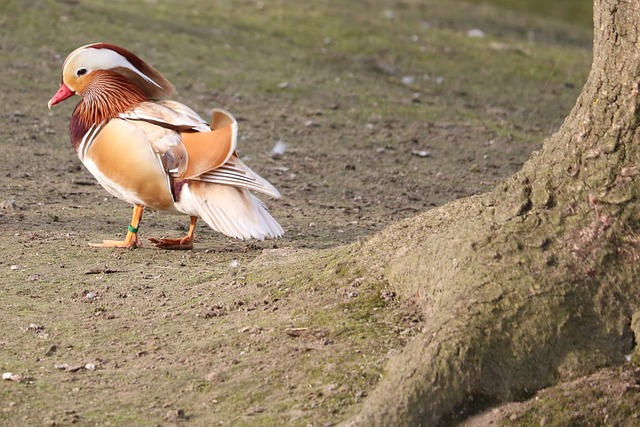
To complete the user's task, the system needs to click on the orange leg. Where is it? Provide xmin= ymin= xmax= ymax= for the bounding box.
xmin=89 ymin=204 xmax=144 ymax=249
xmin=148 ymin=216 xmax=197 ymax=250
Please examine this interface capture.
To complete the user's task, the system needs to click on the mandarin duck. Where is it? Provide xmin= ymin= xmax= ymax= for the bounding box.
xmin=48 ymin=43 xmax=284 ymax=249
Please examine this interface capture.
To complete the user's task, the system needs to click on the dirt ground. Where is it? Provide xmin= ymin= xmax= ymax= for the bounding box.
xmin=3 ymin=1 xmax=631 ymax=426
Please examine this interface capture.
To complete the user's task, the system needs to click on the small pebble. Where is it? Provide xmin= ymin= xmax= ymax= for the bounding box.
xmin=26 ymin=323 xmax=44 ymax=332
xmin=401 ymin=75 xmax=415 ymax=86
xmin=164 ymin=409 xmax=188 ymax=422
xmin=411 ymin=149 xmax=431 ymax=158
xmin=85 ymin=292 xmax=96 ymax=300
xmin=2 ymin=372 xmax=23 ymax=383
xmin=468 ymin=28 xmax=486 ymax=38
xmin=0 ymin=199 xmax=17 ymax=210
xmin=270 ymin=140 xmax=287 ymax=158
xmin=229 ymin=259 xmax=240 ymax=268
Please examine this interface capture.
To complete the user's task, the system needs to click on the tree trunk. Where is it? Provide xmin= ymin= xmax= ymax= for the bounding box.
xmin=342 ymin=0 xmax=640 ymax=425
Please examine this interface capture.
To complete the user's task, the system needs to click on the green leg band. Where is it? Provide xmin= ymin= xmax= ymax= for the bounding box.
xmin=128 ymin=224 xmax=139 ymax=233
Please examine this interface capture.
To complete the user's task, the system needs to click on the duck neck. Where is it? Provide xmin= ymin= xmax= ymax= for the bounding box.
xmin=70 ymin=71 xmax=147 ymax=153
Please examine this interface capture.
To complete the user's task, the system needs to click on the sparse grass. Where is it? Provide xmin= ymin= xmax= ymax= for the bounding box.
xmin=468 ymin=0 xmax=593 ymax=28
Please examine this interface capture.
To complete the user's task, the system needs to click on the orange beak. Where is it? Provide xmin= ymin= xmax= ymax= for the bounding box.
xmin=48 ymin=83 xmax=75 ymax=108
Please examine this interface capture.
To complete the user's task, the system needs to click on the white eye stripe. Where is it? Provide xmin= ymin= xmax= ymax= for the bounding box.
xmin=67 ymin=47 xmax=162 ymax=88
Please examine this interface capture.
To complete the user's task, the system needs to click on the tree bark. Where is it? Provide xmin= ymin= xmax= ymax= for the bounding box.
xmin=343 ymin=0 xmax=640 ymax=425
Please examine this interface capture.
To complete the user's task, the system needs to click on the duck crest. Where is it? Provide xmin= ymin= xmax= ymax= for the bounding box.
xmin=80 ymin=43 xmax=175 ymax=99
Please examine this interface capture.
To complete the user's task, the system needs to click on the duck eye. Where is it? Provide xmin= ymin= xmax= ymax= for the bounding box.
xmin=76 ymin=68 xmax=88 ymax=76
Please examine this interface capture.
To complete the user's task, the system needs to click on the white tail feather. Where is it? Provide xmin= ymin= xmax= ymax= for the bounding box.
xmin=189 ymin=183 xmax=284 ymax=240
xmin=195 ymin=159 xmax=281 ymax=199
